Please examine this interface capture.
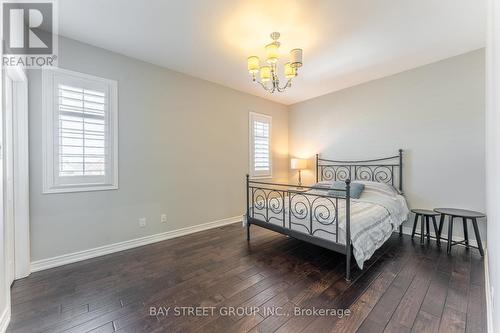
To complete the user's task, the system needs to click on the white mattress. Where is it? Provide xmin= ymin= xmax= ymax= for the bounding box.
xmin=248 ymin=181 xmax=409 ymax=269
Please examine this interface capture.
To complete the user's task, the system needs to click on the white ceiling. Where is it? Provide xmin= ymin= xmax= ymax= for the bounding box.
xmin=58 ymin=0 xmax=485 ymax=105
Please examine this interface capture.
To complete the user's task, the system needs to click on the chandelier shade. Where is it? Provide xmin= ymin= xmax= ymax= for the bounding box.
xmin=247 ymin=56 xmax=260 ymax=73
xmin=284 ymin=62 xmax=296 ymax=79
xmin=247 ymin=32 xmax=303 ymax=93
xmin=260 ymin=66 xmax=271 ymax=82
xmin=290 ymin=49 xmax=303 ymax=68
xmin=265 ymin=43 xmax=279 ymax=64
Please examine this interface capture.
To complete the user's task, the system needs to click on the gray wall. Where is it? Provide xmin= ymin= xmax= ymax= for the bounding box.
xmin=28 ymin=37 xmax=289 ymax=261
xmin=288 ymin=49 xmax=486 ymax=238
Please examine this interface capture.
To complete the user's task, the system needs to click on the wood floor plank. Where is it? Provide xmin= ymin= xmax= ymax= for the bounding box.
xmin=439 ymin=306 xmax=467 ymax=333
xmin=419 ymin=270 xmax=451 ymax=317
xmin=302 ymin=235 xmax=421 ymax=333
xmin=437 ymin=247 xmax=473 ymax=333
xmin=356 ymin=255 xmax=424 ymax=331
xmin=280 ymin=236 xmax=401 ymax=333
xmin=383 ymin=275 xmax=432 ymax=332
xmin=248 ymin=301 xmax=296 ymax=333
xmin=466 ymin=283 xmax=487 ymax=333
xmin=411 ymin=310 xmax=441 ymax=333
xmin=383 ymin=253 xmax=441 ymax=331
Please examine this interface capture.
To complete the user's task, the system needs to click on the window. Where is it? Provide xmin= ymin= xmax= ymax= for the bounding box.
xmin=43 ymin=68 xmax=118 ymax=193
xmin=249 ymin=112 xmax=272 ymax=178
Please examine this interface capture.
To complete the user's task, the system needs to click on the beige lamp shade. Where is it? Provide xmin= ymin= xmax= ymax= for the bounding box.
xmin=260 ymin=66 xmax=271 ymax=82
xmin=265 ymin=42 xmax=279 ymax=63
xmin=290 ymin=158 xmax=307 ymax=170
xmin=290 ymin=48 xmax=303 ymax=68
xmin=247 ymin=56 xmax=260 ymax=73
xmin=284 ymin=62 xmax=296 ymax=79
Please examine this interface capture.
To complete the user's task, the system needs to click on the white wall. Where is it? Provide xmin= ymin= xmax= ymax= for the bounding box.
xmin=486 ymin=0 xmax=500 ymax=331
xmin=288 ymin=50 xmax=486 ymax=238
xmin=0 ymin=68 xmax=7 ymax=333
xmin=28 ymin=37 xmax=289 ymax=262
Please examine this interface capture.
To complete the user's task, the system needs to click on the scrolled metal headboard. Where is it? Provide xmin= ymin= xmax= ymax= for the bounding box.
xmin=316 ymin=149 xmax=403 ymax=192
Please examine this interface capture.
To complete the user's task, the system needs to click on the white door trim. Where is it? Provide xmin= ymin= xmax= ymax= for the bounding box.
xmin=4 ymin=74 xmax=14 ymax=286
xmin=5 ymin=67 xmax=30 ymax=279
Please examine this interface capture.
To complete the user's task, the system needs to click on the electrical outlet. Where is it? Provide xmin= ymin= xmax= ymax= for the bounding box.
xmin=161 ymin=214 xmax=167 ymax=223
xmin=139 ymin=217 xmax=147 ymax=228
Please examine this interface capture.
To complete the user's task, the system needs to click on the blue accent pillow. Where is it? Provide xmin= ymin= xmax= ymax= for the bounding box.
xmin=327 ymin=181 xmax=365 ymax=199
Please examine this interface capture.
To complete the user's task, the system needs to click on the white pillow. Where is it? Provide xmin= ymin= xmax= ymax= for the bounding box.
xmin=354 ymin=180 xmax=399 ymax=197
xmin=315 ymin=180 xmax=400 ymax=197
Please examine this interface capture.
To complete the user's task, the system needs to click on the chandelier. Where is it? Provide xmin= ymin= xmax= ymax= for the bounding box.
xmin=247 ymin=32 xmax=303 ymax=93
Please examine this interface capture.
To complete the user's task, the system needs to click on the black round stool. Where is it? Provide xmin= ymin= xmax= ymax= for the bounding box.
xmin=434 ymin=208 xmax=485 ymax=256
xmin=411 ymin=209 xmax=440 ymax=246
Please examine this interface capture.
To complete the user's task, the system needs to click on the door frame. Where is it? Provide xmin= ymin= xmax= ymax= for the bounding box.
xmin=4 ymin=67 xmax=30 ymax=280
xmin=4 ymin=72 xmax=14 ymax=286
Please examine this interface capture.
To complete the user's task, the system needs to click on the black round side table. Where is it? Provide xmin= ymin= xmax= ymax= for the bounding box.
xmin=434 ymin=208 xmax=485 ymax=256
xmin=410 ymin=209 xmax=440 ymax=246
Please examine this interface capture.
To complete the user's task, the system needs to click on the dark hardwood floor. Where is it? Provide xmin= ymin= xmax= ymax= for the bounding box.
xmin=7 ymin=223 xmax=486 ymax=333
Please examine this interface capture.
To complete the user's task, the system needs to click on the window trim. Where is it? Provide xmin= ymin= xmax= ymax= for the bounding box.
xmin=42 ymin=67 xmax=119 ymax=194
xmin=249 ymin=111 xmax=272 ymax=179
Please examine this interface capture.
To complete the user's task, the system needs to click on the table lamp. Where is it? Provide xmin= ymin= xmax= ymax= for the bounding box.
xmin=291 ymin=158 xmax=307 ymax=187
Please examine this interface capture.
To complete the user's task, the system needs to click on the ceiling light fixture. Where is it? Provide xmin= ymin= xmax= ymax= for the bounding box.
xmin=247 ymin=32 xmax=303 ymax=93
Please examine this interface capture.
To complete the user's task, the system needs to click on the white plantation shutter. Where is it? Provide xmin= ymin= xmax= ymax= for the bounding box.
xmin=57 ymin=84 xmax=107 ymax=178
xmin=43 ymin=69 xmax=118 ymax=193
xmin=253 ymin=121 xmax=270 ymax=171
xmin=249 ymin=112 xmax=272 ymax=177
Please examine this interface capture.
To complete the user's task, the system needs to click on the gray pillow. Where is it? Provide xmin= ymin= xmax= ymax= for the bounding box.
xmin=327 ymin=181 xmax=365 ymax=199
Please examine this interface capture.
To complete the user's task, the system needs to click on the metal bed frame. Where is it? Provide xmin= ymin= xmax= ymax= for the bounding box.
xmin=245 ymin=149 xmax=404 ymax=281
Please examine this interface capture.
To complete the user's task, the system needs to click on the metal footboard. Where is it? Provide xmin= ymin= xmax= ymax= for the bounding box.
xmin=245 ymin=176 xmax=353 ymax=280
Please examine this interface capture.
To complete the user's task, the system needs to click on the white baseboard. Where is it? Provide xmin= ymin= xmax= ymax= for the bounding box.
xmin=31 ymin=215 xmax=242 ymax=273
xmin=0 ymin=306 xmax=10 ymax=333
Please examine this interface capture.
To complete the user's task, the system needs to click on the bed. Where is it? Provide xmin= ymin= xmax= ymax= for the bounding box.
xmin=245 ymin=149 xmax=409 ymax=281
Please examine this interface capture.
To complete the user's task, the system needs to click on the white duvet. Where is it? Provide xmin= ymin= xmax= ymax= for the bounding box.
xmin=249 ymin=181 xmax=409 ymax=269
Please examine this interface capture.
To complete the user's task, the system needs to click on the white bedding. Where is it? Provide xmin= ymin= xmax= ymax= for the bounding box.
xmin=249 ymin=181 xmax=409 ymax=269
